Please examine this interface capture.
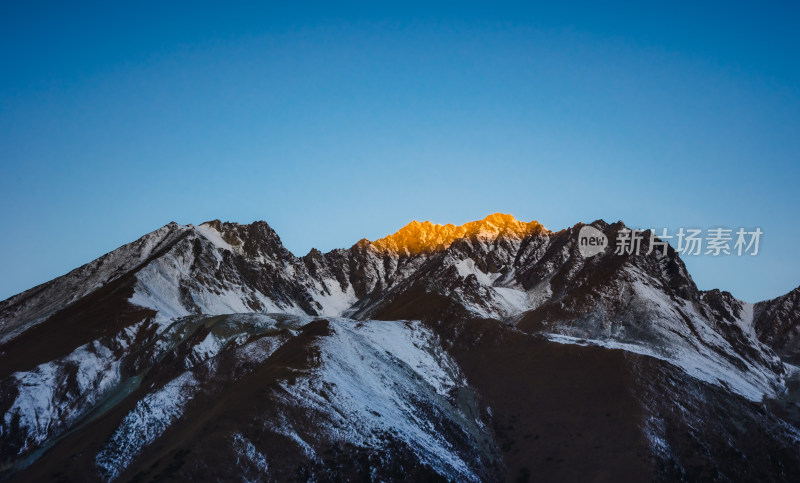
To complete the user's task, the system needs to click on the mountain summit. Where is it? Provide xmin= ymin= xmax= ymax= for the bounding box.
xmin=1 ymin=215 xmax=800 ymax=481
xmin=370 ymin=213 xmax=546 ymax=254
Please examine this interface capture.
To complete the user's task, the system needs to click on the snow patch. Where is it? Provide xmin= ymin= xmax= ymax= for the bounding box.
xmin=454 ymin=259 xmax=497 ymax=286
xmin=276 ymin=318 xmax=482 ymax=481
xmin=2 ymin=340 xmax=122 ymax=454
xmin=310 ymin=278 xmax=357 ymax=316
xmin=493 ymin=287 xmax=532 ymax=314
xmin=231 ymin=432 xmax=269 ymax=476
xmin=196 ymin=223 xmax=234 ymax=252
xmin=95 ymin=372 xmax=196 ymax=480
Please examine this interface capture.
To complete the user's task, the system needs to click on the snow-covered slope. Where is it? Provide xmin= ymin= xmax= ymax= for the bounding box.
xmin=125 ymin=220 xmax=430 ymax=322
xmin=263 ymin=318 xmax=494 ymax=481
xmin=532 ymin=266 xmax=784 ymax=401
xmin=0 ymin=223 xmax=189 ymax=344
xmin=2 ymin=314 xmax=499 ymax=481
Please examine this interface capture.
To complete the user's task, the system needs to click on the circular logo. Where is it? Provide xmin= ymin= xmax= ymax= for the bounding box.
xmin=577 ymin=225 xmax=608 ymax=258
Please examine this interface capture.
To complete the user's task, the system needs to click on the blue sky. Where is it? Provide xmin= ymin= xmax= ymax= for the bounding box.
xmin=1 ymin=1 xmax=798 ymax=302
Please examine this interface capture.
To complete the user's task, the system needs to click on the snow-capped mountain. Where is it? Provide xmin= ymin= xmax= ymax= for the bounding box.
xmin=1 ymin=214 xmax=800 ymax=481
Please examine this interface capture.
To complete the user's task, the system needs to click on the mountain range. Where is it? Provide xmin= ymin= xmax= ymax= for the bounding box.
xmin=1 ymin=213 xmax=800 ymax=481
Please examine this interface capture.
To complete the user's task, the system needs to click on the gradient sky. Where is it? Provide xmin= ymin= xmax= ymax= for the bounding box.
xmin=1 ymin=1 xmax=799 ymax=302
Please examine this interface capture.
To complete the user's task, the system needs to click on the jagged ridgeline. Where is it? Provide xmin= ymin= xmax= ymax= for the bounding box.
xmin=1 ymin=214 xmax=800 ymax=481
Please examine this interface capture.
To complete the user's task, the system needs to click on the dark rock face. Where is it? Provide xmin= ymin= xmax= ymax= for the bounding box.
xmin=755 ymin=286 xmax=800 ymax=362
xmin=1 ymin=217 xmax=800 ymax=481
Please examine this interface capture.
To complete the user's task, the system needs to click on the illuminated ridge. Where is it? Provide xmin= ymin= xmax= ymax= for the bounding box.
xmin=371 ymin=213 xmax=546 ymax=254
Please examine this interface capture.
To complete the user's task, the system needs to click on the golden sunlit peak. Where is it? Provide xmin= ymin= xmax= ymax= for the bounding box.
xmin=370 ymin=213 xmax=546 ymax=255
